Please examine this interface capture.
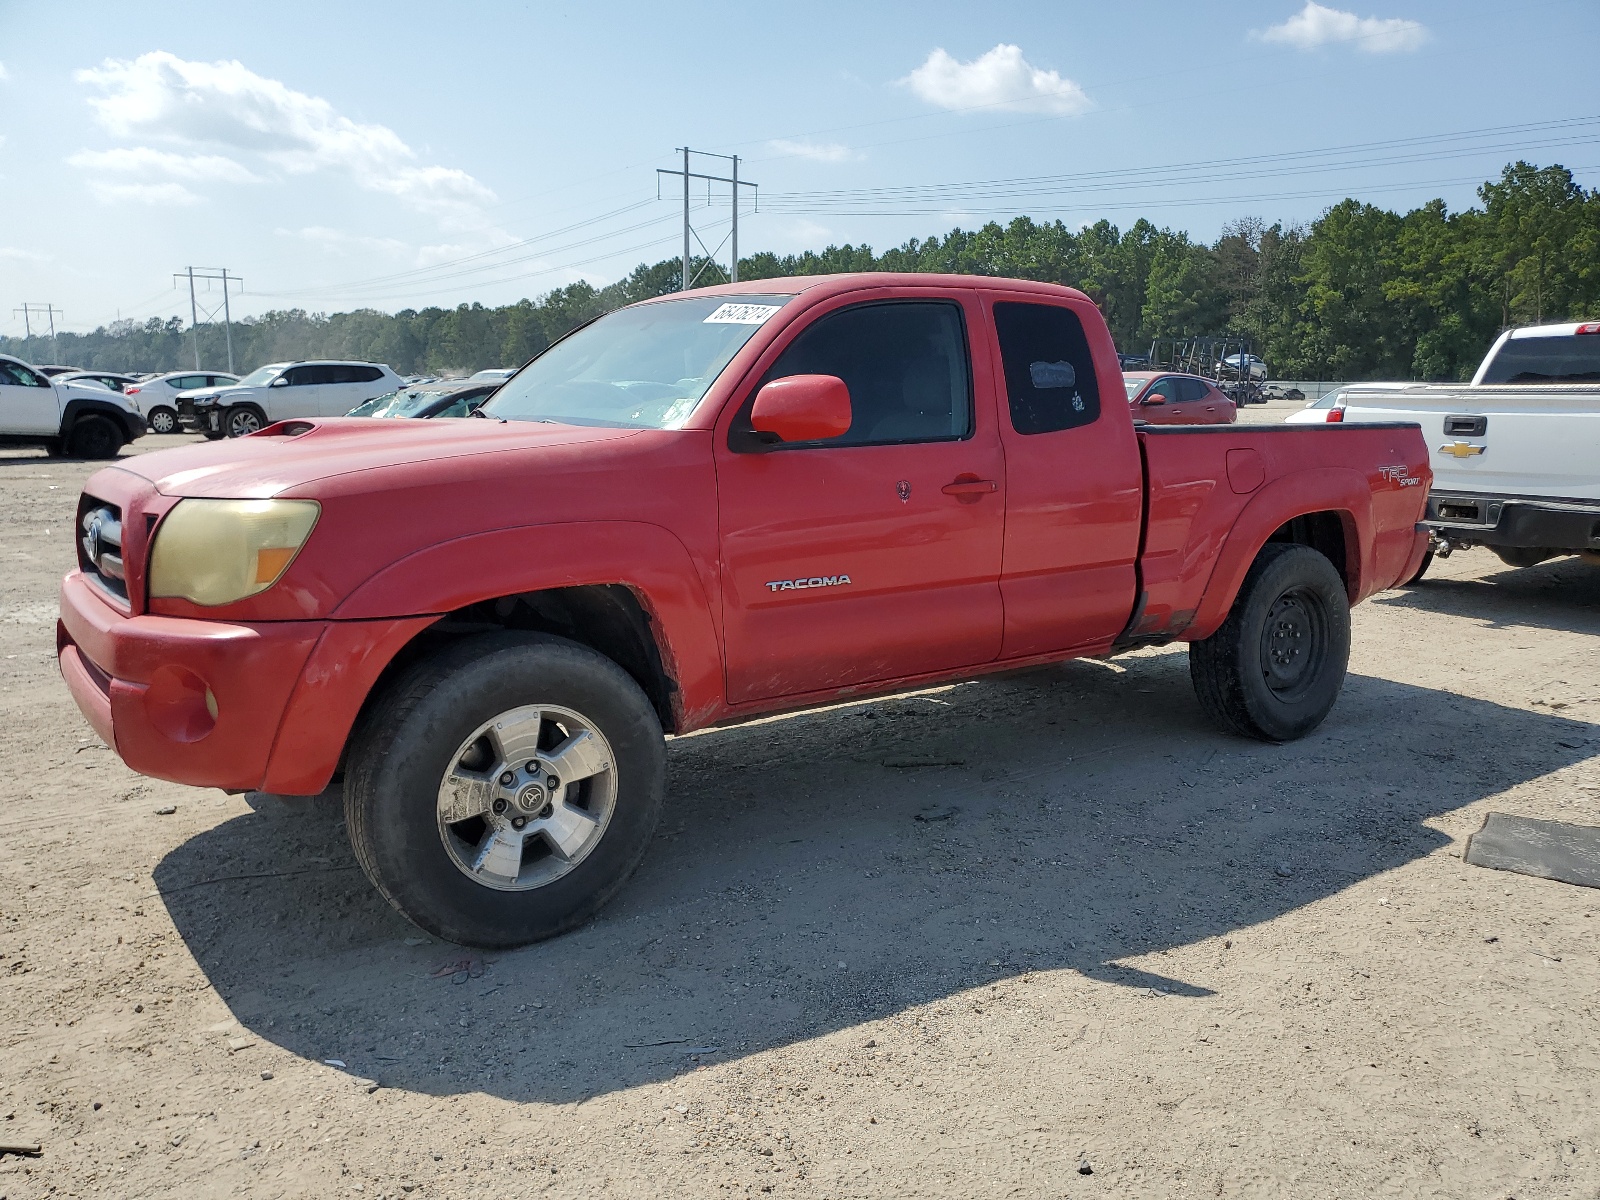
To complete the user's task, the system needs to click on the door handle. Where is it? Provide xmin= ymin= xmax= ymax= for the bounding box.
xmin=941 ymin=478 xmax=998 ymax=496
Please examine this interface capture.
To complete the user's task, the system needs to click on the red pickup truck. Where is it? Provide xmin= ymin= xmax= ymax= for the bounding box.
xmin=58 ymin=274 xmax=1431 ymax=947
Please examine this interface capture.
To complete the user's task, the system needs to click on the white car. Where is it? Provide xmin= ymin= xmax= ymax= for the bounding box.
xmin=1324 ymin=321 xmax=1600 ymax=573
xmin=189 ymin=360 xmax=405 ymax=438
xmin=1283 ymin=383 xmax=1429 ymax=424
xmin=470 ymin=368 xmax=518 ymax=382
xmin=0 ymin=353 xmax=147 ymax=458
xmin=124 ymin=370 xmax=239 ymax=433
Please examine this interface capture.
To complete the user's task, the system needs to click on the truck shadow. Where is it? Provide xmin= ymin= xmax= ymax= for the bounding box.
xmin=152 ymin=654 xmax=1597 ymax=1104
xmin=1377 ymin=556 xmax=1600 ymax=631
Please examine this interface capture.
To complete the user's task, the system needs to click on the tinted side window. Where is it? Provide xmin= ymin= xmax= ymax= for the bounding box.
xmin=1480 ymin=335 xmax=1600 ymax=384
xmin=992 ymin=302 xmax=1101 ymax=434
xmin=281 ymin=366 xmax=314 ymax=386
xmin=2 ymin=362 xmax=48 ymax=387
xmin=1145 ymin=378 xmax=1181 ymax=403
xmin=352 ymin=365 xmax=384 ymax=383
xmin=760 ymin=302 xmax=971 ymax=447
xmin=1176 ymin=377 xmax=1211 ymax=402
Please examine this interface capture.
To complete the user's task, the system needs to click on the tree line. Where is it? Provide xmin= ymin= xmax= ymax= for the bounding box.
xmin=9 ymin=161 xmax=1595 ymax=383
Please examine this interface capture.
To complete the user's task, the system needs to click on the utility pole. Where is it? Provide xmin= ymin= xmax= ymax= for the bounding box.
xmin=13 ymin=303 xmax=64 ymax=360
xmin=657 ymin=148 xmax=758 ymax=291
xmin=174 ymin=267 xmax=244 ymax=372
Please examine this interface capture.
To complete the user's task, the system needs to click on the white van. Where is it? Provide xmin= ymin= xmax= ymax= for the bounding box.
xmin=1331 ymin=321 xmax=1600 ymax=571
xmin=190 ymin=360 xmax=404 ymax=438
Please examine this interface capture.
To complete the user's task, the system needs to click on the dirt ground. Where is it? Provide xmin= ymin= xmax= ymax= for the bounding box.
xmin=2 ymin=431 xmax=1598 ymax=1200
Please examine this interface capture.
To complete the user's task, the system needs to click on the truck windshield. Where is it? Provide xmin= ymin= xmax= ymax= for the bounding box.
xmin=481 ymin=295 xmax=794 ymax=428
xmin=1479 ymin=335 xmax=1600 ymax=384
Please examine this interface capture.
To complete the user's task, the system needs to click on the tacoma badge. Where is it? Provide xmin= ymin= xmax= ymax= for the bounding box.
xmin=765 ymin=575 xmax=853 ymax=593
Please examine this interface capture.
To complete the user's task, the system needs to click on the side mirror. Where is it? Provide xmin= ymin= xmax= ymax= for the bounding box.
xmin=1140 ymin=394 xmax=1166 ymax=406
xmin=270 ymin=376 xmax=289 ymax=387
xmin=750 ymin=374 xmax=851 ymax=443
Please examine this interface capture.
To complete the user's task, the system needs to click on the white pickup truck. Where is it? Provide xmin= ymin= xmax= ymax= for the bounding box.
xmin=0 ymin=353 xmax=148 ymax=458
xmin=1318 ymin=321 xmax=1600 ymax=573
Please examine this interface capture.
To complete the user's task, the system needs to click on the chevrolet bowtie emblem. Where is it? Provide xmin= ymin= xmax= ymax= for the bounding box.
xmin=1439 ymin=441 xmax=1485 ymax=459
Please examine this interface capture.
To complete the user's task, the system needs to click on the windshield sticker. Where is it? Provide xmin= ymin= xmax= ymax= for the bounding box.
xmin=704 ymin=303 xmax=783 ymax=326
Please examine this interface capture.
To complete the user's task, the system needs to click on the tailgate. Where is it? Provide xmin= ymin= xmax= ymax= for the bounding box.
xmin=1343 ymin=385 xmax=1600 ymax=501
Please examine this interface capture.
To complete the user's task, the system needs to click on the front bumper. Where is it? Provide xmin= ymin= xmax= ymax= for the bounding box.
xmin=57 ymin=571 xmax=434 ymax=795
xmin=1423 ymin=490 xmax=1600 ymax=552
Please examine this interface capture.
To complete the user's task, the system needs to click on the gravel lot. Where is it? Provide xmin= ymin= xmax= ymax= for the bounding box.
xmin=2 ymin=432 xmax=1598 ymax=1199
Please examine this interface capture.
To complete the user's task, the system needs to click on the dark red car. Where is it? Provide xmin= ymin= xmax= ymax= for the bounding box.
xmin=1124 ymin=371 xmax=1237 ymax=424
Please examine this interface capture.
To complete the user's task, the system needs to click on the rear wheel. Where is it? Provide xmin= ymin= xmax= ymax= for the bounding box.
xmin=344 ymin=632 xmax=666 ymax=948
xmin=147 ymin=406 xmax=179 ymax=434
xmin=1190 ymin=543 xmax=1350 ymax=742
xmin=67 ymin=416 xmax=124 ymax=460
xmin=1402 ymin=549 xmax=1434 ymax=586
xmin=225 ymin=405 xmax=265 ymax=438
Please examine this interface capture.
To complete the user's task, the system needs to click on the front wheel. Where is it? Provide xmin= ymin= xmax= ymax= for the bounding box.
xmin=344 ymin=632 xmax=666 ymax=948
xmin=225 ymin=405 xmax=265 ymax=437
xmin=1189 ymin=543 xmax=1351 ymax=742
xmin=67 ymin=415 xmax=124 ymax=460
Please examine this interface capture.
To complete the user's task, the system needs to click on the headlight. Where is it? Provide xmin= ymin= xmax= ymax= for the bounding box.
xmin=149 ymin=499 xmax=320 ymax=606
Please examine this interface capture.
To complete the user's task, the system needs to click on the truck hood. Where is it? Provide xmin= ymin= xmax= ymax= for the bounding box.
xmin=111 ymin=416 xmax=644 ymax=498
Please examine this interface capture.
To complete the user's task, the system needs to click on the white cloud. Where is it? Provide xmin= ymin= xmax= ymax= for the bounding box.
xmin=900 ymin=45 xmax=1091 ymax=115
xmin=67 ymin=146 xmax=260 ymax=183
xmin=71 ymin=51 xmax=495 ymax=220
xmin=768 ymin=138 xmax=859 ymax=164
xmin=0 ymin=61 xmax=10 ymax=82
xmin=88 ymin=181 xmax=203 ymax=206
xmin=1257 ymin=2 xmax=1428 ymax=52
xmin=0 ymin=246 xmax=49 ymax=263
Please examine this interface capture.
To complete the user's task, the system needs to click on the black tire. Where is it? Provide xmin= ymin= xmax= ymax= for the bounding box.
xmin=225 ymin=405 xmax=266 ymax=438
xmin=1189 ymin=543 xmax=1351 ymax=742
xmin=203 ymin=428 xmax=226 ymax=441
xmin=1402 ymin=549 xmax=1433 ymax=586
xmin=66 ymin=416 xmax=124 ymax=460
xmin=147 ymin=406 xmax=179 ymax=434
xmin=344 ymin=632 xmax=666 ymax=948
xmin=1492 ymin=546 xmax=1558 ymax=569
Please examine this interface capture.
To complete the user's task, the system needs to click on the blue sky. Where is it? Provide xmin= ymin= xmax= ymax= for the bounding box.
xmin=2 ymin=0 xmax=1597 ymax=335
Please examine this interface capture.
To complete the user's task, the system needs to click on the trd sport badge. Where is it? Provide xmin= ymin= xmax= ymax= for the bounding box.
xmin=896 ymin=480 xmax=911 ymax=502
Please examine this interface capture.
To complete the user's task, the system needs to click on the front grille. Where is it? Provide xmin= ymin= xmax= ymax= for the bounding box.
xmin=77 ymin=496 xmax=128 ymax=602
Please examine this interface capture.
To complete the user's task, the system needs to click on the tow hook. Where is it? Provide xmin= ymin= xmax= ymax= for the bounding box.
xmin=1431 ymin=532 xmax=1454 ymax=559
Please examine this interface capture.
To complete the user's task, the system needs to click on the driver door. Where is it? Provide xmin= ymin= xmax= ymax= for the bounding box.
xmin=0 ymin=361 xmax=61 ymax=433
xmin=714 ymin=294 xmax=1006 ymax=705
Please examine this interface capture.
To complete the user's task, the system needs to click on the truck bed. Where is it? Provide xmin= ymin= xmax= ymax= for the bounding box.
xmin=1130 ymin=422 xmax=1430 ymax=643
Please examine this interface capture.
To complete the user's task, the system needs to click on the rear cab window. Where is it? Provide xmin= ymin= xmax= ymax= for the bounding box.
xmin=1479 ymin=332 xmax=1600 ymax=384
xmin=992 ymin=302 xmax=1101 ymax=434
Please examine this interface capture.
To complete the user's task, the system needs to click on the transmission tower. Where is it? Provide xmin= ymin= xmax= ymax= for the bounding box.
xmin=657 ymin=148 xmax=758 ymax=291
xmin=174 ymin=267 xmax=244 ymax=372
xmin=13 ymin=303 xmax=64 ymax=361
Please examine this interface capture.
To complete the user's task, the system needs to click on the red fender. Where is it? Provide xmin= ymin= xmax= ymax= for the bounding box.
xmin=1185 ymin=467 xmax=1372 ymax=642
xmin=331 ymin=520 xmax=725 ymax=729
